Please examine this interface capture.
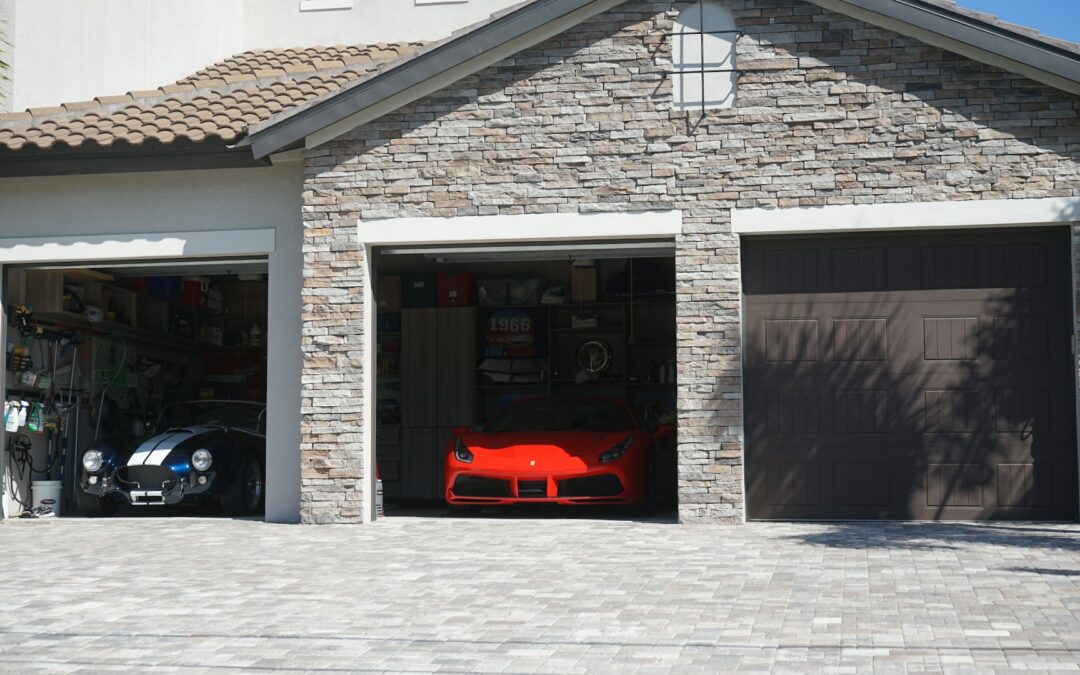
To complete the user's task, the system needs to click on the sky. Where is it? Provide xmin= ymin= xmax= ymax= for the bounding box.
xmin=957 ymin=1 xmax=1080 ymax=44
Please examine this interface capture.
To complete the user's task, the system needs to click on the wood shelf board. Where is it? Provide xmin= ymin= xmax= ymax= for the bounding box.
xmin=550 ymin=326 xmax=624 ymax=333
xmin=36 ymin=311 xmax=199 ymax=352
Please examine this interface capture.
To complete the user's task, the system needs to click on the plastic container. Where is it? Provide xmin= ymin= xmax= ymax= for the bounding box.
xmin=180 ymin=276 xmax=210 ymax=308
xmin=436 ymin=272 xmax=474 ymax=307
xmin=147 ymin=277 xmax=181 ymax=301
xmin=402 ymin=273 xmax=436 ymax=308
xmin=31 ymin=480 xmax=62 ymax=516
xmin=509 ymin=277 xmax=545 ymax=305
xmin=478 ymin=278 xmax=509 ymax=306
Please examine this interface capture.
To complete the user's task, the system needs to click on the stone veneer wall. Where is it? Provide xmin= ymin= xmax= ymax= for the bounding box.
xmin=300 ymin=0 xmax=1080 ymax=523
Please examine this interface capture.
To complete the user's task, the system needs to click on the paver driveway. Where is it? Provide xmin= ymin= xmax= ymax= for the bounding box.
xmin=2 ymin=514 xmax=1079 ymax=673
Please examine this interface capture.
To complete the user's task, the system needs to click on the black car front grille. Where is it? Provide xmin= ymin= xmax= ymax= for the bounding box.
xmin=115 ymin=465 xmax=179 ymax=490
xmin=452 ymin=475 xmax=511 ymax=498
xmin=517 ymin=479 xmax=548 ymax=497
xmin=556 ymin=474 xmax=624 ymax=498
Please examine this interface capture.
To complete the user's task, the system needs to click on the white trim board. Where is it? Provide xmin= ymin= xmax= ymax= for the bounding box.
xmin=0 ymin=228 xmax=276 ymax=263
xmin=357 ymin=210 xmax=683 ymax=245
xmin=732 ymin=197 xmax=1080 ymax=235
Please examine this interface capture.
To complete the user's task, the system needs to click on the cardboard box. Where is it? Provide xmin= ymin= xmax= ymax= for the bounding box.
xmin=570 ymin=266 xmax=597 ymax=303
xmin=377 ymin=275 xmax=402 ymax=311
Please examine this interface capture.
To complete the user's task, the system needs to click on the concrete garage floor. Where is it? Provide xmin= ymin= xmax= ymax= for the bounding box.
xmin=1 ymin=516 xmax=1079 ymax=673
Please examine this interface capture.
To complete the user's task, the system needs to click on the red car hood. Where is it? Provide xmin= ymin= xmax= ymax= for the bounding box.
xmin=461 ymin=431 xmax=634 ymax=472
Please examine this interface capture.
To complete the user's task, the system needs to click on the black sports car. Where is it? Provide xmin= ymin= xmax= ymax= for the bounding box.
xmin=75 ymin=400 xmax=266 ymax=517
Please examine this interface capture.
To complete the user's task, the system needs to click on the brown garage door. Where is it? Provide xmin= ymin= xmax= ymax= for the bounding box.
xmin=743 ymin=227 xmax=1078 ymax=520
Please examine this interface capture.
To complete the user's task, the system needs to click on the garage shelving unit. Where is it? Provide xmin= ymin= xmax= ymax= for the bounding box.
xmin=21 ymin=270 xmax=231 ymax=352
xmin=374 ymin=280 xmax=676 ymax=504
xmin=473 ymin=299 xmax=675 ymax=395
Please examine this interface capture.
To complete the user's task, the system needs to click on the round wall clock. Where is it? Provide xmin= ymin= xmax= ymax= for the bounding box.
xmin=576 ymin=339 xmax=613 ymax=375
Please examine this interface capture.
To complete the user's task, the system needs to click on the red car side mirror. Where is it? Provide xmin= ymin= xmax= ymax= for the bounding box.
xmin=653 ymin=423 xmax=675 ymax=440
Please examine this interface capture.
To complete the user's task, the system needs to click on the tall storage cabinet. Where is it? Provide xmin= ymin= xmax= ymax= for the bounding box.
xmin=399 ymin=308 xmax=476 ymax=499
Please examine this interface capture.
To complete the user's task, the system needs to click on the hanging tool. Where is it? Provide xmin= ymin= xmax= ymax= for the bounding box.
xmin=57 ymin=332 xmax=83 ymax=513
xmin=93 ymin=336 xmax=127 ymax=442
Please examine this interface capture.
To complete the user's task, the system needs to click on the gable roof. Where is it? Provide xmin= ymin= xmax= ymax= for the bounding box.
xmin=243 ymin=0 xmax=1080 ymax=159
xmin=2 ymin=0 xmax=1079 ymax=177
xmin=0 ymin=43 xmax=423 ymax=175
xmin=809 ymin=0 xmax=1080 ymax=91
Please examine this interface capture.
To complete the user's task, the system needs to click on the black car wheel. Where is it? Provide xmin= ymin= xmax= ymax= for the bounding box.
xmin=222 ymin=455 xmax=264 ymax=516
xmin=74 ymin=485 xmax=118 ymax=518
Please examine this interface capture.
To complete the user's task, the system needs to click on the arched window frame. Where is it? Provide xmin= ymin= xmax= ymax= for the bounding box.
xmin=671 ymin=1 xmax=739 ymax=110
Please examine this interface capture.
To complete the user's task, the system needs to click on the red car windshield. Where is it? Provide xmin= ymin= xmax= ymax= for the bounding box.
xmin=484 ymin=398 xmax=635 ymax=433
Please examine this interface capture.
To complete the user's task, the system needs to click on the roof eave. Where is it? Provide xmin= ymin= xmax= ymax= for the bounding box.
xmin=808 ymin=0 xmax=1080 ymax=96
xmin=246 ymin=0 xmax=624 ymax=159
xmin=0 ymin=145 xmax=271 ymax=178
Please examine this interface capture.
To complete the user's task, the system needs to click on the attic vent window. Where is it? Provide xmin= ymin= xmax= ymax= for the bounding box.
xmin=299 ymin=0 xmax=353 ymax=10
xmin=672 ymin=1 xmax=738 ymax=110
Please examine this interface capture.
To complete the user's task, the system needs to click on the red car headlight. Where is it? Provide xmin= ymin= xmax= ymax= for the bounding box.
xmin=454 ymin=438 xmax=474 ymax=463
xmin=600 ymin=435 xmax=635 ymax=463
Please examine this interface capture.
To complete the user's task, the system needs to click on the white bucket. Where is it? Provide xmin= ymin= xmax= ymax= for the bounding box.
xmin=31 ymin=480 xmax=62 ymax=517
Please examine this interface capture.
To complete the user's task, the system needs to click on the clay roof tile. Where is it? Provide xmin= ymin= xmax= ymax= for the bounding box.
xmin=0 ymin=40 xmax=425 ymax=153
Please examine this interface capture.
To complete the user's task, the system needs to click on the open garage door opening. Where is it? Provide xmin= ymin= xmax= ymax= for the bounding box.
xmin=373 ymin=241 xmax=678 ymax=519
xmin=742 ymin=226 xmax=1078 ymax=521
xmin=1 ymin=259 xmax=270 ymax=520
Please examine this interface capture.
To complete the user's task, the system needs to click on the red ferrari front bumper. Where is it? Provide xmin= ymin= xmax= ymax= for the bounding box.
xmin=445 ymin=467 xmax=645 ymax=505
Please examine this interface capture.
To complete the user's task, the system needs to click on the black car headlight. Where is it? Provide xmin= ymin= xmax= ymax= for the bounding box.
xmin=82 ymin=449 xmax=104 ymax=473
xmin=600 ymin=435 xmax=635 ymax=463
xmin=191 ymin=449 xmax=213 ymax=472
xmin=453 ymin=438 xmax=473 ymax=463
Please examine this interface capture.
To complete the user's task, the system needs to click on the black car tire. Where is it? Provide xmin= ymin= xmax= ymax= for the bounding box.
xmin=222 ymin=454 xmax=264 ymax=516
xmin=74 ymin=486 xmax=118 ymax=518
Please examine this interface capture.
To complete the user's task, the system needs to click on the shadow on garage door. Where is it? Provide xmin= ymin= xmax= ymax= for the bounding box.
xmin=742 ymin=226 xmax=1078 ymax=521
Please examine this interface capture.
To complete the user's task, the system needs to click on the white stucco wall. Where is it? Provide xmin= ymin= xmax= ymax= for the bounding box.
xmin=0 ymin=163 xmax=304 ymax=523
xmin=4 ymin=0 xmax=245 ymax=113
xmin=0 ymin=0 xmax=12 ymax=113
xmin=3 ymin=0 xmax=519 ymax=112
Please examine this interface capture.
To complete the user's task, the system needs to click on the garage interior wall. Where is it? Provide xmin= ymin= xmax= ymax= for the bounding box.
xmin=0 ymin=163 xmax=304 ymax=522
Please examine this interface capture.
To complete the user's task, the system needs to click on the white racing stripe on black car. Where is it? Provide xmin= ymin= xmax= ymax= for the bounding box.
xmin=126 ymin=428 xmax=210 ymax=467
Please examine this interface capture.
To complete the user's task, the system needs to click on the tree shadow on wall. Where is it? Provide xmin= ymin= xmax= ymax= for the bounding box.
xmin=742 ymin=228 xmax=1077 ymax=550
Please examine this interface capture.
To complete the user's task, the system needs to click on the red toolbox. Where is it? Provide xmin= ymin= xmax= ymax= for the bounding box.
xmin=436 ymin=272 xmax=474 ymax=307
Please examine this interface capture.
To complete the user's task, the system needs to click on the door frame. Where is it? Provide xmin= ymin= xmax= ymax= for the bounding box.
xmin=733 ymin=195 xmax=1080 ymax=521
xmin=0 ymin=228 xmax=280 ymax=519
xmin=357 ymin=210 xmax=683 ymax=522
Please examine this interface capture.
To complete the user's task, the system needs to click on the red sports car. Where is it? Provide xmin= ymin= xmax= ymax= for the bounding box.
xmin=444 ymin=396 xmax=673 ymax=506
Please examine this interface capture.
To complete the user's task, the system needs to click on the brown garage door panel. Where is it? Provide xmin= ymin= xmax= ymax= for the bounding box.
xmin=743 ymin=227 xmax=1078 ymax=521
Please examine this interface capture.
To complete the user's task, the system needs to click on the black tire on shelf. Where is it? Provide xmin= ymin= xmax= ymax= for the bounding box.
xmin=222 ymin=455 xmax=264 ymax=516
xmin=74 ymin=485 xmax=118 ymax=517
